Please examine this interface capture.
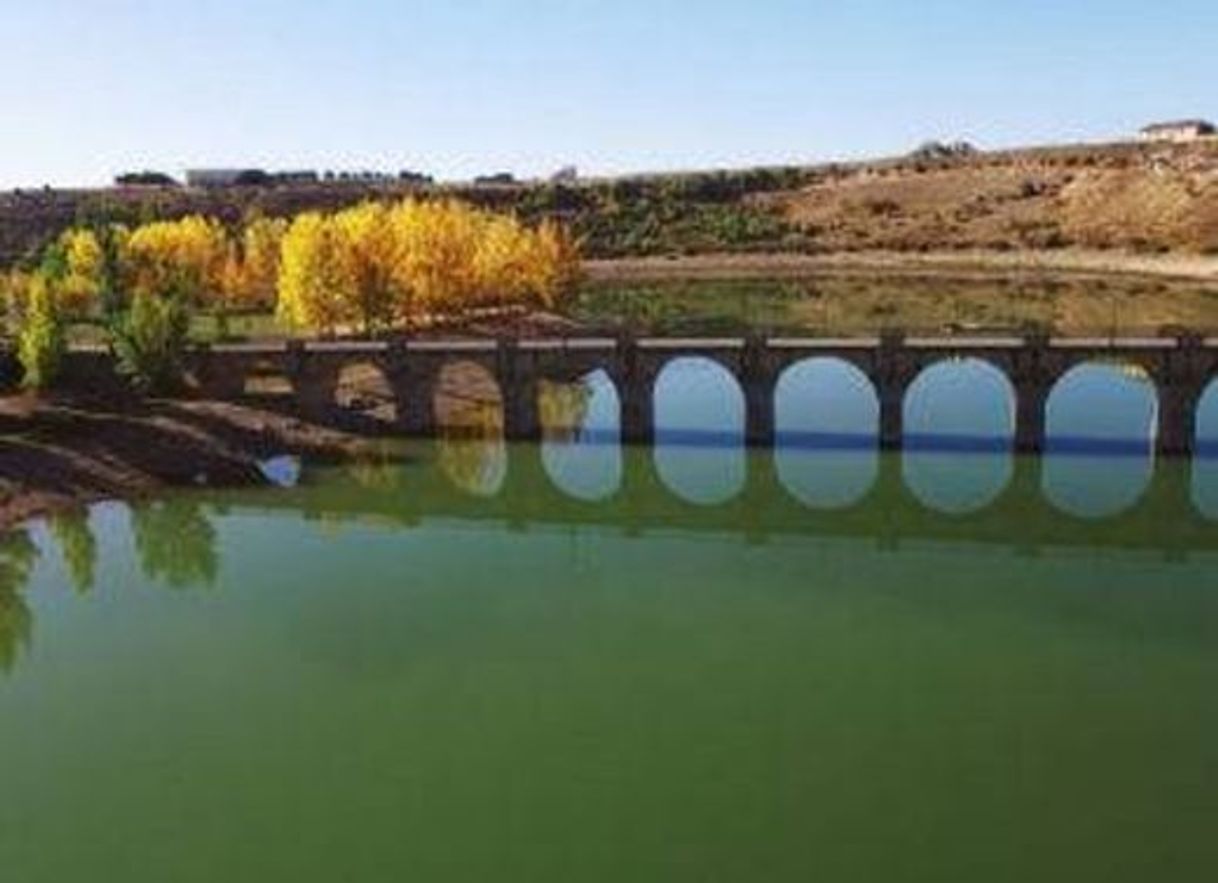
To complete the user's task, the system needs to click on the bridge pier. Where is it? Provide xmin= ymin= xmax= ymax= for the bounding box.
xmin=497 ymin=339 xmax=541 ymax=441
xmin=742 ymin=335 xmax=776 ymax=447
xmin=1155 ymin=337 xmax=1209 ymax=457
xmin=876 ymin=331 xmax=912 ymax=450
xmin=286 ymin=342 xmax=339 ymax=422
xmin=616 ymin=337 xmax=655 ymax=447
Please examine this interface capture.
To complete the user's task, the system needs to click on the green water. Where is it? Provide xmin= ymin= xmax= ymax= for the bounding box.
xmin=1 ymin=437 xmax=1216 ymax=882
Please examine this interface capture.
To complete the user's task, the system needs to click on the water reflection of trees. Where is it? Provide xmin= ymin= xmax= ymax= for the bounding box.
xmin=539 ymin=379 xmax=592 ymax=441
xmin=437 ymin=400 xmax=507 ymax=497
xmin=131 ymin=500 xmax=218 ymax=589
xmin=0 ymin=530 xmax=38 ymax=674
xmin=346 ymin=444 xmax=404 ymax=492
xmin=49 ymin=511 xmax=97 ymax=595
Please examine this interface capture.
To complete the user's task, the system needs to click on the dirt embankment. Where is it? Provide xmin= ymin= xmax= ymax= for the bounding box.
xmin=0 ymin=395 xmax=369 ymax=531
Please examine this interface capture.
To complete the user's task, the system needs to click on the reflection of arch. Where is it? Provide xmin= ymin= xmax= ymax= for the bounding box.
xmin=904 ymin=358 xmax=1015 ymax=448
xmin=904 ymin=451 xmax=1013 ymax=515
xmin=542 ymin=370 xmax=622 ymax=502
xmin=335 ymin=361 xmax=397 ymax=424
xmin=774 ymin=358 xmax=878 ymax=509
xmin=435 ymin=361 xmax=506 ymax=497
xmin=1196 ymin=379 xmax=1218 ymax=454
xmin=1043 ymin=363 xmax=1157 ymax=519
xmin=900 ymin=358 xmax=1014 ymax=515
xmin=653 ymin=357 xmax=745 ymax=506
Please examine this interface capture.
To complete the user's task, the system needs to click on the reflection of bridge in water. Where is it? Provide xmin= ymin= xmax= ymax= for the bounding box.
xmin=60 ymin=333 xmax=1218 ymax=456
xmin=210 ymin=443 xmax=1217 ymax=558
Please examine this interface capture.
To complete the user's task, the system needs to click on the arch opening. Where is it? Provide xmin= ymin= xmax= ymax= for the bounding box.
xmin=335 ymin=361 xmax=397 ymax=426
xmin=434 ymin=360 xmax=506 ymax=498
xmin=1192 ymin=379 xmax=1218 ymax=520
xmin=541 ymin=370 xmax=622 ymax=502
xmin=902 ymin=358 xmax=1015 ymax=514
xmin=241 ymin=357 xmax=293 ymax=402
xmin=1043 ymin=362 xmax=1157 ymax=519
xmin=653 ymin=357 xmax=745 ymax=506
xmin=774 ymin=357 xmax=879 ymax=509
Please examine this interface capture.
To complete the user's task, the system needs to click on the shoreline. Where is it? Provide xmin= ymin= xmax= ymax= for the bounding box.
xmin=584 ymin=250 xmax=1218 ymax=284
xmin=0 ymin=395 xmax=370 ymax=532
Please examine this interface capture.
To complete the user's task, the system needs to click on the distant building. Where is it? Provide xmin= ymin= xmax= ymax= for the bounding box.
xmin=1139 ymin=120 xmax=1216 ymax=143
xmin=550 ymin=165 xmax=579 ymax=184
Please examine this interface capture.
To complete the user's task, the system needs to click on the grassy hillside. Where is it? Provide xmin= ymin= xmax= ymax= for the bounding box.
xmin=2 ymin=138 xmax=1217 ymax=268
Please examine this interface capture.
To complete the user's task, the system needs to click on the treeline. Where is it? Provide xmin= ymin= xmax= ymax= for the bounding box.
xmin=0 ymin=198 xmax=579 ymax=391
xmin=1 ymin=165 xmax=818 ymax=268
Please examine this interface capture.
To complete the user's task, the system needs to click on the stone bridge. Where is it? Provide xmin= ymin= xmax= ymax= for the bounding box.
xmin=61 ymin=332 xmax=1218 ymax=455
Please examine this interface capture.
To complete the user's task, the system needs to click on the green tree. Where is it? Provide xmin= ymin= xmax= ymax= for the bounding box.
xmin=17 ymin=273 xmax=67 ymax=391
xmin=109 ymin=287 xmax=191 ymax=393
xmin=0 ymin=531 xmax=38 ymax=675
xmin=131 ymin=500 xmax=218 ymax=589
xmin=49 ymin=511 xmax=97 ymax=595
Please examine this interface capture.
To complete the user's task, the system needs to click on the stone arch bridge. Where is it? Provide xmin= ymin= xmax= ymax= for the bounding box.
xmin=61 ymin=332 xmax=1218 ymax=455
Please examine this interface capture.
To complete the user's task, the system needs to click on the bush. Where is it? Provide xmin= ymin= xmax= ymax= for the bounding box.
xmin=17 ymin=275 xmax=66 ymax=391
xmin=109 ymin=289 xmax=190 ymax=393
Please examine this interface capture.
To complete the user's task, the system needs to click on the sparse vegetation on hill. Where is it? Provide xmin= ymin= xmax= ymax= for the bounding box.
xmin=3 ymin=139 xmax=1217 ymax=273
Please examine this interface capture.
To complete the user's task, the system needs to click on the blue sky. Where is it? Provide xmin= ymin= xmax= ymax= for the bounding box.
xmin=1 ymin=0 xmax=1215 ymax=187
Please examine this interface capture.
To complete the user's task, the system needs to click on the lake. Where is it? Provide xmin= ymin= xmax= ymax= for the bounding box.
xmin=1 ymin=357 xmax=1216 ymax=881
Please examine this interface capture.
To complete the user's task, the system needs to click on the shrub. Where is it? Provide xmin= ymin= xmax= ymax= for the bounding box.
xmin=17 ymin=274 xmax=66 ymax=391
xmin=109 ymin=288 xmax=191 ymax=393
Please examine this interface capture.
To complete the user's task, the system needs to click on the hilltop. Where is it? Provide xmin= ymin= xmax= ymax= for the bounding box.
xmin=2 ymin=138 xmax=1217 ymax=276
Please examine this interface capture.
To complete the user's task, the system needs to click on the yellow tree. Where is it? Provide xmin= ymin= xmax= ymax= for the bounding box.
xmin=58 ymin=228 xmax=105 ymax=316
xmin=234 ymin=216 xmax=287 ymax=309
xmin=332 ymin=202 xmax=398 ymax=334
xmin=276 ymin=212 xmax=349 ymax=335
xmin=123 ymin=216 xmax=228 ymax=306
xmin=387 ymin=199 xmax=482 ymax=322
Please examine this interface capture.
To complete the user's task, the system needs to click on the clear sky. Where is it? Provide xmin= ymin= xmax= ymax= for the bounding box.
xmin=1 ymin=0 xmax=1215 ymax=188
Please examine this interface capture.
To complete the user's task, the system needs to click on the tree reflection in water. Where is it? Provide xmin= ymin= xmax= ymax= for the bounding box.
xmin=49 ymin=510 xmax=97 ymax=595
xmin=131 ymin=500 xmax=218 ymax=589
xmin=346 ymin=442 xmax=404 ymax=492
xmin=538 ymin=378 xmax=592 ymax=442
xmin=437 ymin=400 xmax=507 ymax=497
xmin=0 ymin=530 xmax=38 ymax=674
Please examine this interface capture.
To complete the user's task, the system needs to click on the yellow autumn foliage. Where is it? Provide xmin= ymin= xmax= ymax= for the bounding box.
xmin=277 ymin=198 xmax=579 ymax=334
xmin=57 ymin=229 xmax=105 ymax=315
xmin=36 ymin=197 xmax=579 ymax=335
xmin=123 ymin=215 xmax=229 ymax=304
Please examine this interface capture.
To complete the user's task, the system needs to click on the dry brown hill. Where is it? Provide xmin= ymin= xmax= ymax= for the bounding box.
xmin=762 ymin=139 xmax=1218 ymax=255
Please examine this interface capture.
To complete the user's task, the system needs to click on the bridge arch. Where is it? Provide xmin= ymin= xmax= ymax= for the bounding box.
xmin=1043 ymin=361 xmax=1158 ymax=519
xmin=1192 ymin=379 xmax=1218 ymax=520
xmin=653 ymin=356 xmax=746 ymax=506
xmin=541 ymin=369 xmax=623 ymax=502
xmin=334 ymin=360 xmax=397 ymax=426
xmin=902 ymin=358 xmax=1015 ymax=514
xmin=434 ymin=360 xmax=507 ymax=498
xmin=773 ymin=357 xmax=879 ymax=509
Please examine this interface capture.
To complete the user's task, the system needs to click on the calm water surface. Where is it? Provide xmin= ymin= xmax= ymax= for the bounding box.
xmin=1 ymin=358 xmax=1216 ymax=881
